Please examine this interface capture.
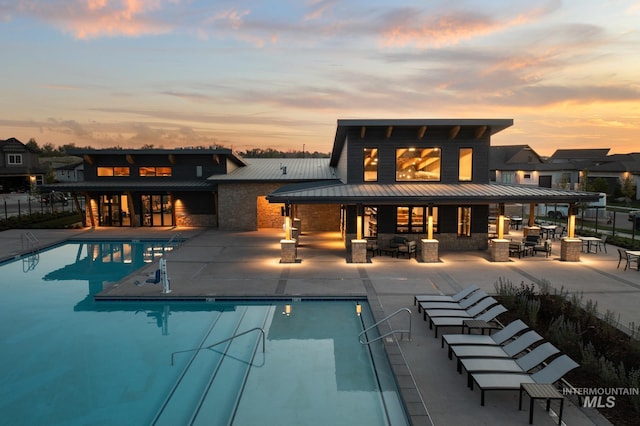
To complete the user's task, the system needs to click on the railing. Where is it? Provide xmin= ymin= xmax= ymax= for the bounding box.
xmin=359 ymin=308 xmax=412 ymax=345
xmin=170 ymin=327 xmax=265 ymax=366
xmin=21 ymin=231 xmax=40 ymax=253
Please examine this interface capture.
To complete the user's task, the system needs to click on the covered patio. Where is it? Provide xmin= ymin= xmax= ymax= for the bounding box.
xmin=267 ymin=180 xmax=601 ymax=264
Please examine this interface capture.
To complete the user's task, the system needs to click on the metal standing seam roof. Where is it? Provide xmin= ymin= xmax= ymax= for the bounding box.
xmin=266 ymin=182 xmax=602 ymax=205
xmin=208 ymin=158 xmax=337 ymax=182
xmin=39 ymin=180 xmax=215 ymax=192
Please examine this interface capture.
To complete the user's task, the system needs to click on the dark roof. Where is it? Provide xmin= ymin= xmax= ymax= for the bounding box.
xmin=548 ymin=149 xmax=610 ymax=162
xmin=330 ymin=118 xmax=513 ymax=167
xmin=267 ymin=181 xmax=601 ymax=205
xmin=66 ymin=147 xmax=248 ymax=167
xmin=489 ymin=145 xmax=543 ymax=170
xmin=40 ymin=180 xmax=214 ymax=192
xmin=208 ymin=158 xmax=337 ymax=182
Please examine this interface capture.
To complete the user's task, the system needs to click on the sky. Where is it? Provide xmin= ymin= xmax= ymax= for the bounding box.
xmin=1 ymin=0 xmax=639 ymax=156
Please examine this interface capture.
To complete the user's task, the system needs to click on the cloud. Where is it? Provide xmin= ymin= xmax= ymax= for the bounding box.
xmin=11 ymin=0 xmax=177 ymax=38
xmin=378 ymin=2 xmax=562 ymax=48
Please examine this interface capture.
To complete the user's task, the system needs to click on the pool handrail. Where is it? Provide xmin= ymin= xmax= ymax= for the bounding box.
xmin=359 ymin=308 xmax=412 ymax=345
xmin=170 ymin=327 xmax=265 ymax=365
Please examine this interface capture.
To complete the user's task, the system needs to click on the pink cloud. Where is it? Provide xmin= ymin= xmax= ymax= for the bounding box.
xmin=14 ymin=0 xmax=176 ymax=38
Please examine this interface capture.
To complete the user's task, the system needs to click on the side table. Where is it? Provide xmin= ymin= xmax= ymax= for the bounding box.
xmin=462 ymin=319 xmax=499 ymax=335
xmin=519 ymin=382 xmax=564 ymax=425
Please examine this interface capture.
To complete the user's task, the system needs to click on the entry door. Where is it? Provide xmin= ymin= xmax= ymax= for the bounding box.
xmin=141 ymin=194 xmax=173 ymax=227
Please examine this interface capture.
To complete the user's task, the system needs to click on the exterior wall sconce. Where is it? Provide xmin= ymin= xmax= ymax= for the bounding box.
xmin=356 ymin=303 xmax=362 ymax=316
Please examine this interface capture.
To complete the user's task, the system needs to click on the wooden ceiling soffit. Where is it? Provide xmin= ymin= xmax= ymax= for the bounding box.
xmin=168 ymin=154 xmax=176 ymax=165
xmin=385 ymin=126 xmax=393 ymax=139
xmin=449 ymin=125 xmax=461 ymax=139
xmin=83 ymin=154 xmax=94 ymax=165
xmin=360 ymin=126 xmax=366 ymax=139
xmin=418 ymin=126 xmax=427 ymax=139
xmin=126 ymin=154 xmax=135 ymax=165
xmin=474 ymin=126 xmax=487 ymax=139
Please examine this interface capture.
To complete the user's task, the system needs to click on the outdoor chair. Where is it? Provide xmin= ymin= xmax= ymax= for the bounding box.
xmin=413 ymin=284 xmax=480 ymax=308
xmin=397 ymin=240 xmax=417 ymax=258
xmin=424 ymin=296 xmax=498 ymax=323
xmin=523 ymin=234 xmax=540 ymax=249
xmin=617 ymin=248 xmax=639 ymax=271
xmin=449 ymin=330 xmax=544 ymax=372
xmin=429 ymin=304 xmax=507 ymax=338
xmin=460 ymin=342 xmax=560 ymax=388
xmin=554 ymin=226 xmax=567 ymax=239
xmin=596 ymin=235 xmax=607 ymax=253
xmin=420 ymin=290 xmax=488 ymax=311
xmin=365 ymin=238 xmax=379 ymax=257
xmin=441 ymin=319 xmax=529 ymax=355
xmin=469 ymin=354 xmax=579 ymax=406
xmin=533 ymin=240 xmax=552 ymax=257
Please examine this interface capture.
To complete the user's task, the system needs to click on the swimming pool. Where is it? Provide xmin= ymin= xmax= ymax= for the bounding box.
xmin=0 ymin=241 xmax=409 ymax=425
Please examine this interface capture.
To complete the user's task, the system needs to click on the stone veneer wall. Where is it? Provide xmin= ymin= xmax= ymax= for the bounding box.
xmin=218 ymin=182 xmax=282 ymax=231
xmin=175 ymin=214 xmax=217 ymax=227
xmin=296 ymin=204 xmax=341 ymax=232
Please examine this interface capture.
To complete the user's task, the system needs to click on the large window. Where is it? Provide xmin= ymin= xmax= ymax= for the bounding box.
xmin=97 ymin=167 xmax=130 ymax=176
xmin=7 ymin=154 xmax=22 ymax=165
xmin=458 ymin=206 xmax=471 ymax=237
xmin=396 ymin=147 xmax=440 ymax=181
xmin=397 ymin=206 xmax=439 ymax=234
xmin=364 ymin=148 xmax=378 ymax=181
xmin=139 ymin=167 xmax=172 ymax=177
xmin=459 ymin=148 xmax=473 ymax=181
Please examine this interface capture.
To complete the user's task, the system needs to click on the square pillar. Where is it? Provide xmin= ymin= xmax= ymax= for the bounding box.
xmin=351 ymin=239 xmax=368 ymax=263
xmin=420 ymin=239 xmax=439 ymax=263
xmin=523 ymin=226 xmax=540 ymax=238
xmin=293 ymin=218 xmax=301 ymax=234
xmin=291 ymin=228 xmax=299 ymax=246
xmin=560 ymin=238 xmax=581 ymax=262
xmin=280 ymin=239 xmax=297 ymax=263
xmin=490 ymin=239 xmax=510 ymax=262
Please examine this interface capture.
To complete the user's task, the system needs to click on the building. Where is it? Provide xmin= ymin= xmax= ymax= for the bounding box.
xmin=40 ymin=119 xmax=602 ymax=253
xmin=267 ymin=119 xmax=600 ymax=251
xmin=0 ymin=137 xmax=47 ymax=192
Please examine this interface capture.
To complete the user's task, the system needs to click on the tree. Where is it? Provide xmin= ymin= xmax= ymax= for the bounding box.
xmin=26 ymin=138 xmax=41 ymax=153
xmin=621 ymin=176 xmax=636 ymax=203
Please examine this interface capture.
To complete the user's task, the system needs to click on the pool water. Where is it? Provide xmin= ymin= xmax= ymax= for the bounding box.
xmin=0 ymin=241 xmax=408 ymax=426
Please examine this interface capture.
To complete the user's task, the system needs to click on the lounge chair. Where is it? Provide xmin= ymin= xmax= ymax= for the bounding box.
xmin=419 ymin=289 xmax=488 ymax=311
xmin=424 ymin=297 xmax=498 ymax=323
xmin=430 ymin=304 xmax=507 ymax=338
xmin=414 ymin=284 xmax=479 ymax=311
xmin=460 ymin=342 xmax=560 ymax=388
xmin=470 ymin=354 xmax=579 ymax=406
xmin=441 ymin=319 xmax=529 ymax=355
xmin=449 ymin=330 xmax=544 ymax=372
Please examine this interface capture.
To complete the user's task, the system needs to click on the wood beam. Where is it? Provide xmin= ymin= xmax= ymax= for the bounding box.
xmin=418 ymin=126 xmax=427 ymax=139
xmin=126 ymin=154 xmax=135 ymax=165
xmin=83 ymin=154 xmax=94 ymax=165
xmin=450 ymin=125 xmax=460 ymax=139
xmin=474 ymin=126 xmax=487 ymax=139
xmin=168 ymin=154 xmax=176 ymax=165
xmin=386 ymin=126 xmax=393 ymax=139
xmin=360 ymin=126 xmax=366 ymax=139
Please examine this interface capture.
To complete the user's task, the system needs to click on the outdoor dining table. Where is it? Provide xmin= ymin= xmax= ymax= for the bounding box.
xmin=539 ymin=225 xmax=557 ymax=240
xmin=626 ymin=251 xmax=640 ymax=271
xmin=579 ymin=236 xmax=602 ymax=253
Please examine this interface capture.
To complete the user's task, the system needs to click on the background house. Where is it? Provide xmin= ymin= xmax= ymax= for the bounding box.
xmin=0 ymin=137 xmax=47 ymax=192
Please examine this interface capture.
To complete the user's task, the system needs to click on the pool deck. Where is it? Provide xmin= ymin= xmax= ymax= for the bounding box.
xmin=3 ymin=226 xmax=636 ymax=425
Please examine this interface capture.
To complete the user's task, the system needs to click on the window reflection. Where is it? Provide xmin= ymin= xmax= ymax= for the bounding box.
xmin=364 ymin=148 xmax=378 ymax=181
xmin=397 ymin=206 xmax=438 ymax=234
xmin=396 ymin=147 xmax=440 ymax=181
xmin=459 ymin=148 xmax=472 ymax=181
